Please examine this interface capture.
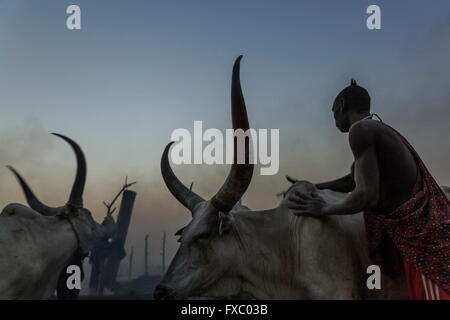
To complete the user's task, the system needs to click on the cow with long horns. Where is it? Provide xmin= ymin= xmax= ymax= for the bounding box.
xmin=0 ymin=134 xmax=115 ymax=299
xmin=154 ymin=56 xmax=413 ymax=300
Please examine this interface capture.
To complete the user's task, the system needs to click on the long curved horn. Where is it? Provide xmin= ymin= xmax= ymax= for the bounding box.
xmin=51 ymin=133 xmax=86 ymax=208
xmin=161 ymin=142 xmax=204 ymax=212
xmin=7 ymin=166 xmax=59 ymax=216
xmin=211 ymin=56 xmax=254 ymax=212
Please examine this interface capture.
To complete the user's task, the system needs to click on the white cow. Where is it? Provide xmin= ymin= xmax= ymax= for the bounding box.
xmin=0 ymin=134 xmax=114 ymax=299
xmin=154 ymin=56 xmax=410 ymax=300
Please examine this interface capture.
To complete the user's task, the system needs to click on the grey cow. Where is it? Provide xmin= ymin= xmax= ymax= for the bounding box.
xmin=0 ymin=134 xmax=114 ymax=299
xmin=154 ymin=56 xmax=410 ymax=300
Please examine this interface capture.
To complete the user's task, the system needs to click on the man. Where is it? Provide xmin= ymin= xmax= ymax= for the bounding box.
xmin=286 ymin=79 xmax=450 ymax=300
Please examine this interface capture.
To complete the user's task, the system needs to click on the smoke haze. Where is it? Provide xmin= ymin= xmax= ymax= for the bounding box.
xmin=0 ymin=1 xmax=449 ymax=280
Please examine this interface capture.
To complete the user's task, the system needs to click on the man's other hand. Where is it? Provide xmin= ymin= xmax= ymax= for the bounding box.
xmin=287 ymin=191 xmax=327 ymax=218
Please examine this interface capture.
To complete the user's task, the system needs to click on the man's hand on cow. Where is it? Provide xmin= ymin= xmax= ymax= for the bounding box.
xmin=287 ymin=191 xmax=328 ymax=218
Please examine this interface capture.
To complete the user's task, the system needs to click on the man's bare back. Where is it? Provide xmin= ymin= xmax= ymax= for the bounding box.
xmin=349 ymin=119 xmax=418 ymax=213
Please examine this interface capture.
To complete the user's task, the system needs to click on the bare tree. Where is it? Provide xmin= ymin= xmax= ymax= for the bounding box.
xmin=103 ymin=176 xmax=137 ymax=217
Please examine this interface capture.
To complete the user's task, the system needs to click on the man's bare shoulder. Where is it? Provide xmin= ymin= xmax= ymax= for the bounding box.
xmin=349 ymin=119 xmax=376 ymax=139
xmin=348 ymin=119 xmax=390 ymax=155
xmin=351 ymin=119 xmax=389 ymax=133
xmin=349 ymin=119 xmax=394 ymax=140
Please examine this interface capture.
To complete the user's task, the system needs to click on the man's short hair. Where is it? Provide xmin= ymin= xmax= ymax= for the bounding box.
xmin=336 ymin=79 xmax=370 ymax=112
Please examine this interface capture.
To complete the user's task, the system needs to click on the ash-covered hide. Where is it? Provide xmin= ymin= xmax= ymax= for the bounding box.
xmin=1 ymin=133 xmax=114 ymax=300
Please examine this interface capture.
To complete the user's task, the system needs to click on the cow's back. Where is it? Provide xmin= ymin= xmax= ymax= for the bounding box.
xmin=283 ymin=183 xmax=408 ymax=299
xmin=315 ymin=188 xmax=408 ymax=299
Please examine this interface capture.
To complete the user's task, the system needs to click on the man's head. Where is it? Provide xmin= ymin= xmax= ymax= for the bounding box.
xmin=332 ymin=79 xmax=370 ymax=132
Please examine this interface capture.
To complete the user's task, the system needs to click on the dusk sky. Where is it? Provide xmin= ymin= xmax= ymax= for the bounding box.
xmin=1 ymin=0 xmax=450 ymax=279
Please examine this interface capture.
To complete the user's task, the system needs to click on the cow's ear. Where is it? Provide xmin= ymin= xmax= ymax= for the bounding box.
xmin=286 ymin=175 xmax=298 ymax=184
xmin=219 ymin=212 xmax=234 ymax=236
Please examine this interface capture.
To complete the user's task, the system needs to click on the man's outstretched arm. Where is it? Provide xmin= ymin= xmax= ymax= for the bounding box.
xmin=288 ymin=164 xmax=355 ymax=193
xmin=288 ymin=122 xmax=380 ymax=216
xmin=316 ymin=164 xmax=355 ymax=193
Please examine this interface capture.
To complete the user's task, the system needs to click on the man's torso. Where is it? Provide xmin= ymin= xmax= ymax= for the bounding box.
xmin=350 ymin=120 xmax=418 ymax=213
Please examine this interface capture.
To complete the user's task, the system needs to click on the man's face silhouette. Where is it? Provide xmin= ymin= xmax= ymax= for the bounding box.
xmin=332 ymin=97 xmax=350 ymax=133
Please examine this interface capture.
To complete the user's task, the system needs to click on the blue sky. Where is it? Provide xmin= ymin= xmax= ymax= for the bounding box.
xmin=0 ymin=0 xmax=449 ymax=274
xmin=1 ymin=1 xmax=448 ymax=136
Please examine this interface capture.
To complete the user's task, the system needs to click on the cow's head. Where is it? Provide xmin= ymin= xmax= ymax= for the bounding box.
xmin=154 ymin=56 xmax=254 ymax=300
xmin=8 ymin=133 xmax=115 ymax=253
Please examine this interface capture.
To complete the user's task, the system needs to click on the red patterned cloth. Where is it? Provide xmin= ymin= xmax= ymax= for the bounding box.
xmin=403 ymin=258 xmax=450 ymax=300
xmin=364 ymin=126 xmax=450 ymax=296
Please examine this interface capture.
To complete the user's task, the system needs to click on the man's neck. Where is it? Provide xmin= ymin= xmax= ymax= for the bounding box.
xmin=349 ymin=112 xmax=370 ymax=127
